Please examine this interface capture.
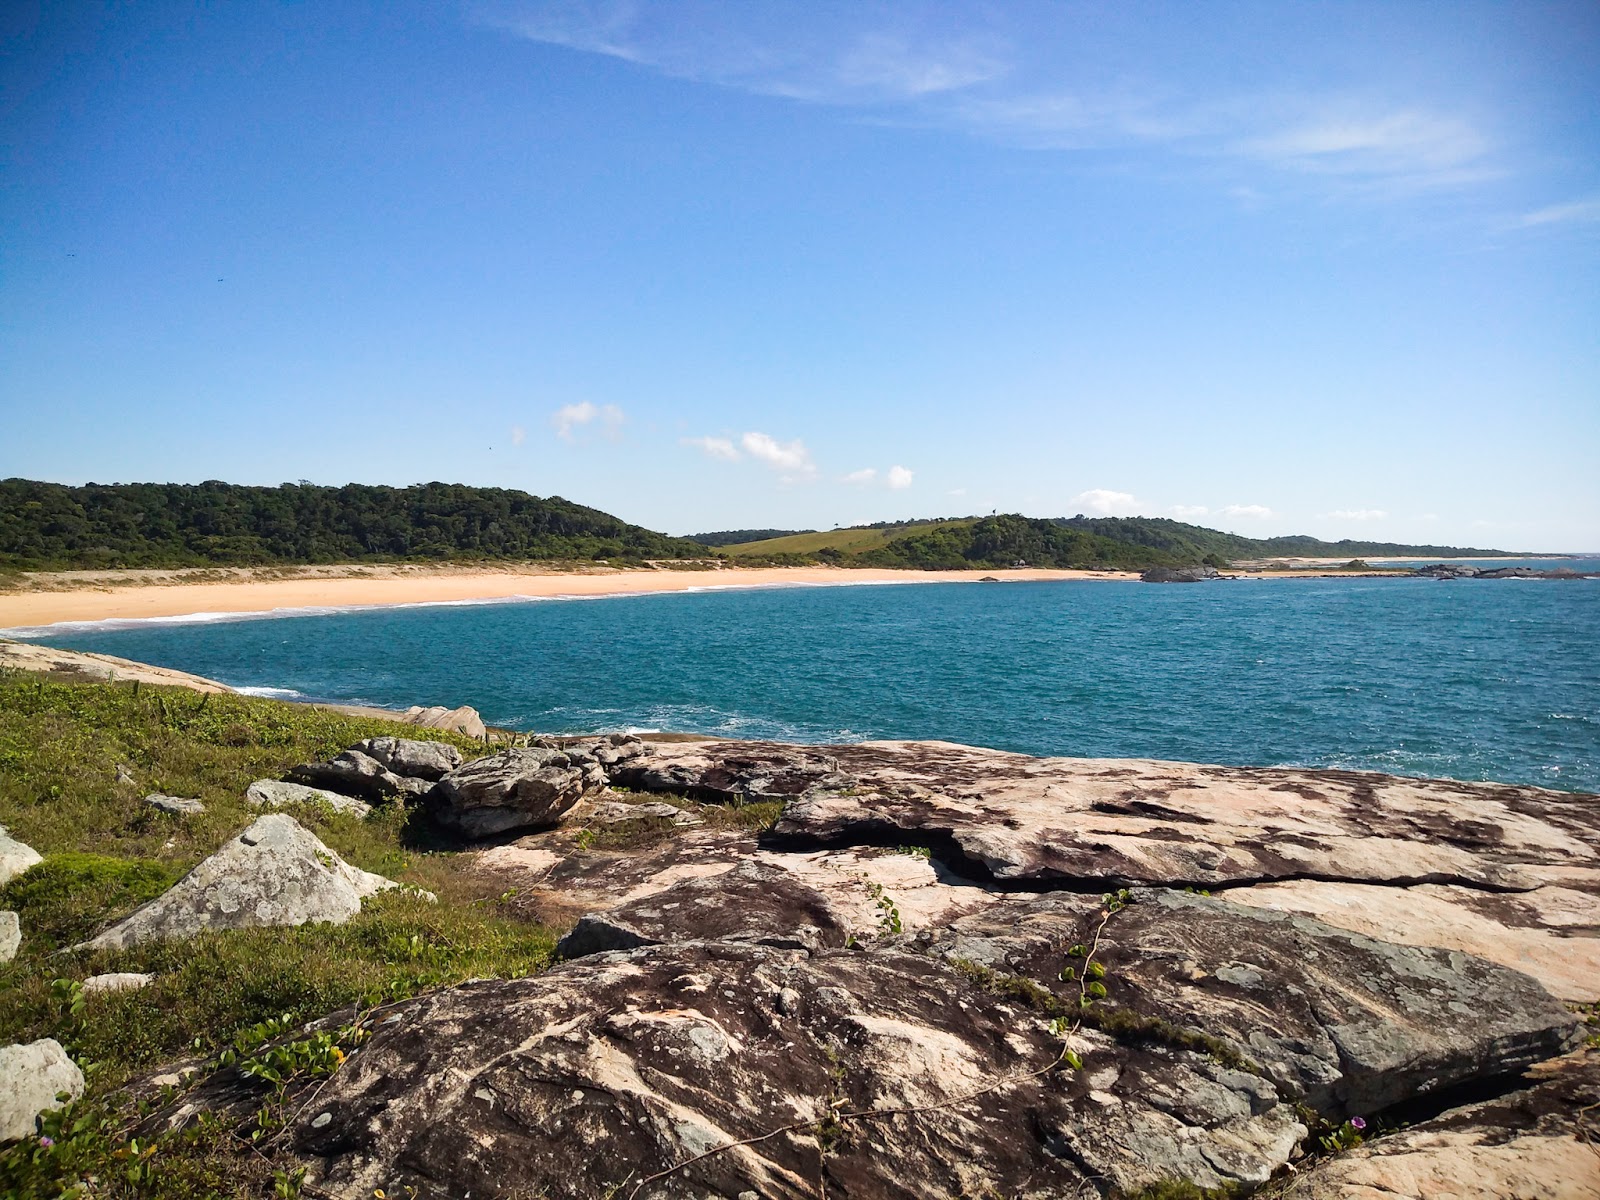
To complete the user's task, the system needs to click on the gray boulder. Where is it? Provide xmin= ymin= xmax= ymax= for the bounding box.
xmin=82 ymin=972 xmax=153 ymax=994
xmin=1141 ymin=565 xmax=1223 ymax=583
xmin=0 ymin=824 xmax=42 ymax=886
xmin=353 ymin=737 xmax=463 ymax=782
xmin=247 ymin=779 xmax=372 ymax=818
xmin=0 ymin=911 xmax=18 ymax=962
xmin=427 ymin=748 xmax=596 ymax=838
xmin=0 ymin=1039 xmax=84 ymax=1142
xmin=288 ymin=750 xmax=422 ymax=802
xmin=145 ymin=793 xmax=205 ymax=815
xmin=77 ymin=814 xmax=406 ymax=951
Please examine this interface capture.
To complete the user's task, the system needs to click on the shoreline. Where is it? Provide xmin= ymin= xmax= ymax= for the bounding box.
xmin=0 ymin=563 xmax=1140 ymax=632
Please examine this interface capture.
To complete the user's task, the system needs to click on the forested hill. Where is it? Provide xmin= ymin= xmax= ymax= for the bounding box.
xmin=1053 ymin=515 xmax=1518 ymax=560
xmin=686 ymin=528 xmax=812 ymax=546
xmin=0 ymin=479 xmax=709 ymax=568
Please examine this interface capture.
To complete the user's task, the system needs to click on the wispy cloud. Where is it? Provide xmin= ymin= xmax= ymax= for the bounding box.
xmin=1170 ymin=504 xmax=1209 ymax=519
xmin=1219 ymin=503 xmax=1273 ymax=520
xmin=681 ymin=435 xmax=740 ymax=461
xmin=740 ymin=431 xmax=815 ymax=476
xmin=551 ymin=401 xmax=624 ymax=441
xmin=1327 ymin=508 xmax=1387 ymax=521
xmin=842 ymin=467 xmax=877 ymax=485
xmin=1239 ymin=110 xmax=1491 ymax=187
xmin=886 ymin=465 xmax=914 ymax=490
xmin=1518 ymin=195 xmax=1600 ymax=227
xmin=510 ymin=425 xmax=527 ymax=446
xmin=1070 ymin=488 xmax=1141 ymax=516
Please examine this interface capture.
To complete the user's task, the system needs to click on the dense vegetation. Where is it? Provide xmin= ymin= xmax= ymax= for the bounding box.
xmin=1054 ymin=515 xmax=1517 ymax=561
xmin=0 ymin=479 xmax=710 ymax=568
xmin=852 ymin=515 xmax=1182 ymax=570
xmin=689 ymin=528 xmax=813 ymax=546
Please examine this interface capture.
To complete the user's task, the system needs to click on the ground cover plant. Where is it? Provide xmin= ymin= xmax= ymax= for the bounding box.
xmin=0 ymin=673 xmax=560 ymax=1197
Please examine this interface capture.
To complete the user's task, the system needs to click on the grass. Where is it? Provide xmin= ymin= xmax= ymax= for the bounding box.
xmin=0 ymin=672 xmax=562 ymax=1198
xmin=716 ymin=519 xmax=978 ymax=557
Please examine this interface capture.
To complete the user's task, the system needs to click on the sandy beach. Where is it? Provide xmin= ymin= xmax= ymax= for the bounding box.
xmin=0 ymin=563 xmax=1139 ymax=631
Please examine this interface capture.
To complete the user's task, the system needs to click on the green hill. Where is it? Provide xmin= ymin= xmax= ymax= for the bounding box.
xmin=0 ymin=479 xmax=711 ymax=569
xmin=689 ymin=528 xmax=813 ymax=546
xmin=718 ymin=520 xmax=975 ymax=557
xmin=1052 ymin=516 xmax=1519 ymax=560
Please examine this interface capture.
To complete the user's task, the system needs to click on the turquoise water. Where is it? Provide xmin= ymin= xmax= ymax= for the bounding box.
xmin=14 ymin=577 xmax=1600 ymax=793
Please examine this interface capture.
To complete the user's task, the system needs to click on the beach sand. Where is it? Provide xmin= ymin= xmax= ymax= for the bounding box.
xmin=0 ymin=563 xmax=1139 ymax=630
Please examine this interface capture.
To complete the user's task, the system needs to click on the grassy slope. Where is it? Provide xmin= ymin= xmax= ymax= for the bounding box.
xmin=0 ymin=675 xmax=559 ymax=1197
xmin=718 ymin=519 xmax=978 ymax=556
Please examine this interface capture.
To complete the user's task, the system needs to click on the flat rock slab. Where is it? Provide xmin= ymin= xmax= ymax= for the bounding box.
xmin=77 ymin=814 xmax=405 ymax=950
xmin=0 ymin=823 xmax=42 ymax=886
xmin=0 ymin=1038 xmax=84 ymax=1142
xmin=933 ymin=889 xmax=1583 ymax=1118
xmin=82 ymin=972 xmax=154 ymax=994
xmin=1288 ymin=1052 xmax=1600 ymax=1199
xmin=0 ymin=910 xmax=18 ymax=962
xmin=290 ymin=941 xmax=1304 ymax=1200
xmin=247 ymin=779 xmax=372 ymax=819
xmin=587 ymin=799 xmax=702 ymax=826
xmin=145 ymin=793 xmax=205 ymax=815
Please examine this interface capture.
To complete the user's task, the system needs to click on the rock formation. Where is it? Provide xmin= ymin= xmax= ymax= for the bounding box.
xmin=0 ymin=823 xmax=42 ymax=886
xmin=246 ymin=779 xmax=372 ymax=818
xmin=0 ymin=1039 xmax=84 ymax=1142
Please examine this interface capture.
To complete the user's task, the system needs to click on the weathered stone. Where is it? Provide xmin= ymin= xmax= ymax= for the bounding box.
xmin=401 ymin=704 xmax=485 ymax=740
xmin=587 ymin=799 xmax=701 ymax=826
xmin=933 ymin=889 xmax=1583 ymax=1117
xmin=145 ymin=793 xmax=205 ymax=815
xmin=351 ymin=737 xmax=462 ymax=783
xmin=246 ymin=779 xmax=372 ymax=819
xmin=0 ymin=911 xmax=18 ymax=962
xmin=82 ymin=972 xmax=154 ymax=994
xmin=1141 ymin=565 xmax=1223 ymax=582
xmin=288 ymin=750 xmax=416 ymax=802
xmin=557 ymin=861 xmax=852 ymax=958
xmin=77 ymin=814 xmax=406 ymax=951
xmin=0 ymin=823 xmax=42 ymax=886
xmin=0 ymin=1039 xmax=84 ymax=1142
xmin=289 ymin=941 xmax=1305 ymax=1199
xmin=427 ymin=748 xmax=594 ymax=837
xmin=1289 ymin=1052 xmax=1600 ymax=1199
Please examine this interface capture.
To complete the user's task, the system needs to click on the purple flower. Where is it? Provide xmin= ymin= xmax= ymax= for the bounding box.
xmin=1349 ymin=1116 xmax=1367 ymax=1131
xmin=38 ymin=1136 xmax=54 ymax=1148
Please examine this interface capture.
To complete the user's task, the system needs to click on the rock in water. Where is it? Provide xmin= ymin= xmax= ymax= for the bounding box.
xmin=290 ymin=941 xmax=1306 ymax=1200
xmin=427 ymin=748 xmax=595 ymax=837
xmin=0 ymin=1039 xmax=84 ymax=1142
xmin=76 ymin=814 xmax=406 ymax=950
xmin=1141 ymin=565 xmax=1223 ymax=582
xmin=0 ymin=824 xmax=42 ymax=886
xmin=0 ymin=911 xmax=18 ymax=962
xmin=246 ymin=779 xmax=372 ymax=818
xmin=351 ymin=737 xmax=462 ymax=782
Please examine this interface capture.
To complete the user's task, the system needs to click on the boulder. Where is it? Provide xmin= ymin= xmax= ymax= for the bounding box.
xmin=82 ymin=972 xmax=153 ymax=994
xmin=289 ymin=941 xmax=1306 ymax=1200
xmin=1140 ymin=565 xmax=1222 ymax=582
xmin=288 ymin=750 xmax=424 ymax=803
xmin=246 ymin=779 xmax=372 ymax=819
xmin=427 ymin=748 xmax=596 ymax=838
xmin=0 ymin=823 xmax=42 ymax=886
xmin=76 ymin=814 xmax=406 ymax=951
xmin=932 ymin=889 xmax=1582 ymax=1116
xmin=351 ymin=737 xmax=462 ymax=783
xmin=0 ymin=1039 xmax=84 ymax=1143
xmin=145 ymin=793 xmax=205 ymax=815
xmin=0 ymin=910 xmax=18 ymax=962
xmin=1289 ymin=1052 xmax=1600 ymax=1199
xmin=402 ymin=704 xmax=485 ymax=740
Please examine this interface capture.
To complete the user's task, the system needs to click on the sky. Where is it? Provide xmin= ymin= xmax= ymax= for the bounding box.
xmin=1 ymin=1 xmax=1597 ymax=549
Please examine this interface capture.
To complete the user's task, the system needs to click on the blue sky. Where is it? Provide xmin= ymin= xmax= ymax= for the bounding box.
xmin=2 ymin=1 xmax=1597 ymax=548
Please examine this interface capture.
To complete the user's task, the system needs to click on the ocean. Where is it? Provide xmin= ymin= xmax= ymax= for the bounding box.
xmin=12 ymin=576 xmax=1600 ymax=794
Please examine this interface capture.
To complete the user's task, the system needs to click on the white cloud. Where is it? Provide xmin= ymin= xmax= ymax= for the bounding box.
xmin=1518 ymin=195 xmax=1600 ymax=228
xmin=1170 ymin=504 xmax=1209 ymax=519
xmin=740 ymin=431 xmax=817 ymax=478
xmin=886 ymin=465 xmax=914 ymax=490
xmin=948 ymin=487 xmax=968 ymax=497
xmin=510 ymin=425 xmax=527 ymax=446
xmin=1070 ymin=489 xmax=1141 ymax=516
xmin=1328 ymin=508 xmax=1387 ymax=521
xmin=682 ymin=435 xmax=740 ymax=461
xmin=1219 ymin=504 xmax=1273 ymax=519
xmin=842 ymin=468 xmax=877 ymax=485
xmin=1241 ymin=110 xmax=1489 ymax=186
xmin=551 ymin=401 xmax=624 ymax=441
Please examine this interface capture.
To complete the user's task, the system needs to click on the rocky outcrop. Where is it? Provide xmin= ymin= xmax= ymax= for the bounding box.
xmin=288 ymin=749 xmax=426 ymax=803
xmin=0 ymin=910 xmax=18 ymax=962
xmin=427 ymin=747 xmax=603 ymax=837
xmin=0 ymin=639 xmax=233 ymax=693
xmin=0 ymin=1039 xmax=84 ymax=1142
xmin=145 ymin=793 xmax=205 ymax=815
xmin=351 ymin=737 xmax=462 ymax=782
xmin=586 ymin=798 xmax=702 ymax=826
xmin=0 ymin=823 xmax=42 ymax=886
xmin=290 ymin=941 xmax=1308 ymax=1200
xmin=1289 ymin=1052 xmax=1600 ymax=1199
xmin=1141 ymin=565 xmax=1223 ymax=582
xmin=400 ymin=704 xmax=485 ymax=739
xmin=76 ymin=814 xmax=406 ymax=950
xmin=246 ymin=779 xmax=372 ymax=818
